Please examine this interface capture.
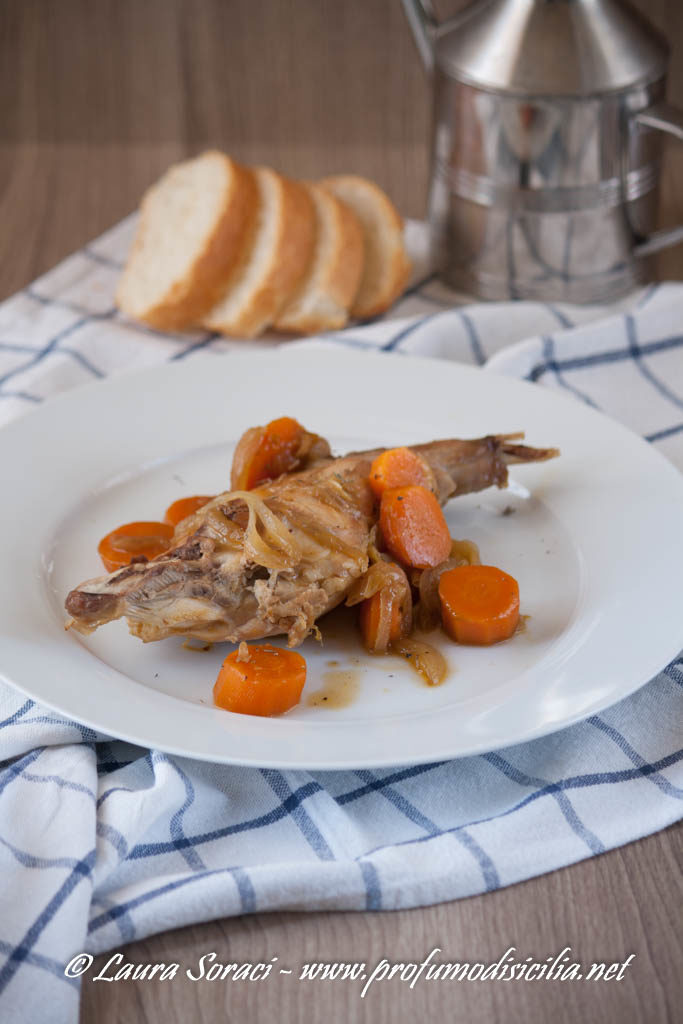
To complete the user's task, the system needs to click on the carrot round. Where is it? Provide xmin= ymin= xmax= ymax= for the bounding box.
xmin=438 ymin=564 xmax=520 ymax=645
xmin=379 ymin=485 xmax=452 ymax=569
xmin=368 ymin=447 xmax=431 ymax=499
xmin=359 ymin=572 xmax=411 ymax=653
xmin=98 ymin=521 xmax=174 ymax=572
xmin=231 ymin=416 xmax=305 ymax=490
xmin=360 ymin=592 xmax=403 ymax=652
xmin=213 ymin=644 xmax=307 ymax=717
xmin=164 ymin=495 xmax=213 ymax=526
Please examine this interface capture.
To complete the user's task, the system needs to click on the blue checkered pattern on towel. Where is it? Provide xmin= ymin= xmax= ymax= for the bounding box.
xmin=0 ymin=217 xmax=681 ymax=1024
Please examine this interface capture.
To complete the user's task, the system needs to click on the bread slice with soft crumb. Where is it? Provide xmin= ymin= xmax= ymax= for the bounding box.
xmin=320 ymin=174 xmax=411 ymax=319
xmin=116 ymin=151 xmax=257 ymax=331
xmin=274 ymin=183 xmax=364 ymax=335
xmin=203 ymin=167 xmax=316 ymax=338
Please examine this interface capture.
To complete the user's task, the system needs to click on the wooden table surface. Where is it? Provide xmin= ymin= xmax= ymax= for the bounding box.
xmin=2 ymin=3 xmax=682 ymax=1022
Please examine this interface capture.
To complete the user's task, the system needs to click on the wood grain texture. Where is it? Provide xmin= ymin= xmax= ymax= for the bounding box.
xmin=78 ymin=825 xmax=682 ymax=1024
xmin=1 ymin=3 xmax=682 ymax=1022
xmin=2 ymin=0 xmax=683 ymax=299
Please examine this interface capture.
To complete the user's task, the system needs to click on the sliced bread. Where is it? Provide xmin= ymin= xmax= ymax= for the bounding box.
xmin=274 ymin=183 xmax=364 ymax=334
xmin=320 ymin=174 xmax=411 ymax=319
xmin=116 ymin=151 xmax=257 ymax=330
xmin=203 ymin=167 xmax=316 ymax=338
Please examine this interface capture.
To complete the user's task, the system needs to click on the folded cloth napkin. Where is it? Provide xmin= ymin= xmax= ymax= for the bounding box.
xmin=0 ymin=217 xmax=681 ymax=1024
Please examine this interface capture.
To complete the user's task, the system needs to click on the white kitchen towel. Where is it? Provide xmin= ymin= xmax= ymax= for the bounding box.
xmin=0 ymin=216 xmax=681 ymax=1024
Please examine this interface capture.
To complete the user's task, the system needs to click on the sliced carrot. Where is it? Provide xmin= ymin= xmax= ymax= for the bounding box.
xmin=379 ymin=485 xmax=452 ymax=570
xmin=368 ymin=447 xmax=431 ymax=499
xmin=360 ymin=592 xmax=402 ymax=652
xmin=164 ymin=495 xmax=213 ymax=527
xmin=213 ymin=644 xmax=307 ymax=717
xmin=231 ymin=416 xmax=305 ymax=490
xmin=438 ymin=564 xmax=520 ymax=645
xmin=359 ymin=571 xmax=411 ymax=653
xmin=98 ymin=521 xmax=174 ymax=572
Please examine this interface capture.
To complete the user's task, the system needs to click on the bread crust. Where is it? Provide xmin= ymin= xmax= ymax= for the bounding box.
xmin=319 ymin=174 xmax=411 ymax=319
xmin=204 ymin=169 xmax=316 ymax=338
xmin=274 ymin=183 xmax=364 ymax=335
xmin=117 ymin=152 xmax=258 ymax=331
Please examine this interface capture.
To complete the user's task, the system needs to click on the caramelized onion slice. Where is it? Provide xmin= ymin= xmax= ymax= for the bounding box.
xmin=347 ymin=560 xmax=413 ymax=653
xmin=450 ymin=538 xmax=481 ymax=565
xmin=392 ymin=636 xmax=447 ymax=687
xmin=416 ymin=538 xmax=481 ymax=632
xmin=346 ymin=560 xmax=407 ymax=605
xmin=228 ymin=490 xmax=302 ymax=571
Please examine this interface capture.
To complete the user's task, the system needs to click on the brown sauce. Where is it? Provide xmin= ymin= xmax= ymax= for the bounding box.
xmin=306 ymin=612 xmax=529 ymax=707
xmin=515 ymin=614 xmax=531 ymax=635
xmin=306 ymin=668 xmax=361 ymax=709
xmin=182 ymin=639 xmax=213 ymax=652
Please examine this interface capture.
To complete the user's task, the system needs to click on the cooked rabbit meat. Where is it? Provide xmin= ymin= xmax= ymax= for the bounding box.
xmin=65 ymin=434 xmax=558 ymax=645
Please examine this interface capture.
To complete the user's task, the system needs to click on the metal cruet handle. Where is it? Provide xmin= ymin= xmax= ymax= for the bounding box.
xmin=633 ymin=103 xmax=683 ymax=256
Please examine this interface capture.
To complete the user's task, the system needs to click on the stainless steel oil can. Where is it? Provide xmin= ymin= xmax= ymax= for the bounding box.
xmin=403 ymin=0 xmax=683 ymax=301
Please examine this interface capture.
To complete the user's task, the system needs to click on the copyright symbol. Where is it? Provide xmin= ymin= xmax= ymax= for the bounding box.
xmin=64 ymin=953 xmax=93 ymax=978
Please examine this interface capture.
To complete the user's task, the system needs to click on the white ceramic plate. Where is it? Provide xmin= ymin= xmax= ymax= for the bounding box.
xmin=1 ymin=348 xmax=682 ymax=768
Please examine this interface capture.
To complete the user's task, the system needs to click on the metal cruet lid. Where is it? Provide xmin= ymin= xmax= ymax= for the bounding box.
xmin=434 ymin=0 xmax=669 ymax=97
